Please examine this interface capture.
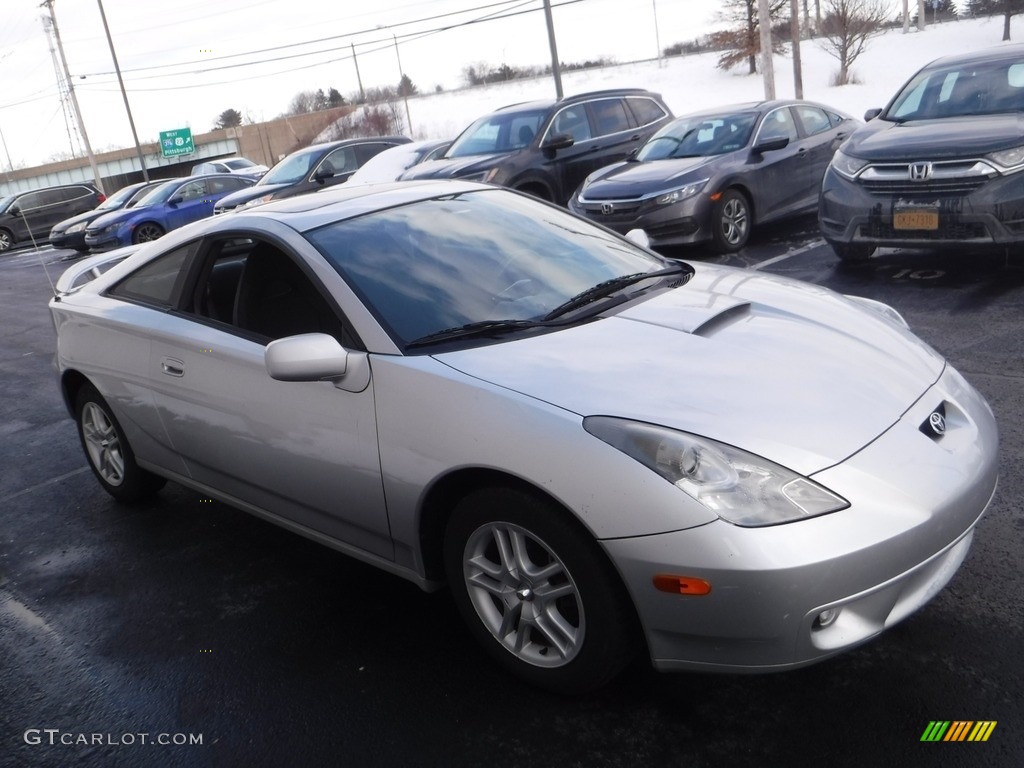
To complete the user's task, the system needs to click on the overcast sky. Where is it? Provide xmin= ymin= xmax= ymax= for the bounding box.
xmin=0 ymin=0 xmax=905 ymax=170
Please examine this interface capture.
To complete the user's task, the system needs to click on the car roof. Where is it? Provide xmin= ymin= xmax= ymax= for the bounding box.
xmin=921 ymin=42 xmax=1024 ymax=70
xmin=227 ymin=179 xmax=487 ymax=232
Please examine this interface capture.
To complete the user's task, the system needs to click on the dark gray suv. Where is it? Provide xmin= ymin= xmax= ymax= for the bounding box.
xmin=400 ymin=89 xmax=673 ymax=205
xmin=819 ymin=44 xmax=1024 ymax=261
xmin=0 ymin=183 xmax=104 ymax=252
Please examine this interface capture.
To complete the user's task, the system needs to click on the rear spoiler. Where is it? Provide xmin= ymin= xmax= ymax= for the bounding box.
xmin=53 ymin=246 xmax=140 ymax=295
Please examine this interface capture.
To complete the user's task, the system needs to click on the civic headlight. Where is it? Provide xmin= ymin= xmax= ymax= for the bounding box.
xmin=830 ymin=150 xmax=869 ymax=180
xmin=654 ymin=179 xmax=708 ymax=206
xmin=583 ymin=417 xmax=849 ymax=527
xmin=987 ymin=144 xmax=1024 ymax=171
xmin=66 ymin=222 xmax=86 ymax=234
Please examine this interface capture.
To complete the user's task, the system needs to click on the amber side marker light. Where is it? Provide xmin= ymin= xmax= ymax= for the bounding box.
xmin=653 ymin=575 xmax=712 ymax=596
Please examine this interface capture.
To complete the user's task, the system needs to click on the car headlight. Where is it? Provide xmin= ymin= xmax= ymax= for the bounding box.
xmin=65 ymin=222 xmax=86 ymax=234
xmin=987 ymin=144 xmax=1024 ymax=172
xmin=654 ymin=179 xmax=708 ymax=206
xmin=244 ymin=194 xmax=276 ymax=208
xmin=583 ymin=417 xmax=849 ymax=527
xmin=829 ymin=149 xmax=869 ymax=180
xmin=461 ymin=168 xmax=501 ymax=184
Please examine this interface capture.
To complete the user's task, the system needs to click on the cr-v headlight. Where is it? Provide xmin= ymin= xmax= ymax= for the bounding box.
xmin=584 ymin=417 xmax=849 ymax=527
xmin=987 ymin=145 xmax=1024 ymax=172
xmin=829 ymin=150 xmax=869 ymax=180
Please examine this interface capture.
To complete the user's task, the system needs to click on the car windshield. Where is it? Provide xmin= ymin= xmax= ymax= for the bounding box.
xmin=0 ymin=195 xmax=15 ymax=214
xmin=132 ymin=181 xmax=179 ymax=208
xmin=307 ymin=189 xmax=683 ymax=348
xmin=446 ymin=109 xmax=548 ymax=158
xmin=96 ymin=185 xmax=141 ymax=211
xmin=258 ymin=149 xmax=319 ymax=185
xmin=885 ymin=58 xmax=1024 ymax=120
xmin=638 ymin=113 xmax=757 ymax=160
xmin=224 ymin=158 xmax=256 ymax=170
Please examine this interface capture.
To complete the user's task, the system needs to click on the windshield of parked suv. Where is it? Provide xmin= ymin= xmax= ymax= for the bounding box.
xmin=0 ymin=196 xmax=15 ymax=214
xmin=446 ymin=109 xmax=548 ymax=158
xmin=638 ymin=113 xmax=757 ymax=160
xmin=258 ymin=148 xmax=319 ymax=185
xmin=308 ymin=189 xmax=686 ymax=347
xmin=885 ymin=58 xmax=1024 ymax=121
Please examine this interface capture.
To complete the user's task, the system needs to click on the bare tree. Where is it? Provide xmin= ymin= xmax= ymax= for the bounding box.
xmin=819 ymin=0 xmax=890 ymax=85
xmin=709 ymin=0 xmax=789 ymax=74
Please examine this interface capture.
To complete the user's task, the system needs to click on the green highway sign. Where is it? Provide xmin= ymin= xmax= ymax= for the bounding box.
xmin=159 ymin=128 xmax=194 ymax=158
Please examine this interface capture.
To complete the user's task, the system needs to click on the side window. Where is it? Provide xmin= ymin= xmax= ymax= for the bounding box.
xmin=757 ymin=108 xmax=798 ymax=143
xmin=177 ymin=180 xmax=207 ymax=201
xmin=17 ymin=192 xmax=46 ymax=211
xmin=550 ymin=106 xmax=592 ymax=142
xmin=354 ymin=143 xmax=389 ymax=165
xmin=109 ymin=243 xmax=197 ymax=308
xmin=794 ymin=106 xmax=832 ymax=137
xmin=187 ymin=238 xmax=349 ymax=345
xmin=319 ymin=147 xmax=356 ymax=177
xmin=589 ymin=99 xmax=631 ymax=136
xmin=626 ymin=96 xmax=669 ymax=128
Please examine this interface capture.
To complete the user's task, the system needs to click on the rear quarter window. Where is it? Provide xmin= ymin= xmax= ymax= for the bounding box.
xmin=626 ymin=96 xmax=669 ymax=127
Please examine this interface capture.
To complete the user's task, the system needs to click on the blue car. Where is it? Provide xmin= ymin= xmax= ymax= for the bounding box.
xmin=84 ymin=174 xmax=254 ymax=251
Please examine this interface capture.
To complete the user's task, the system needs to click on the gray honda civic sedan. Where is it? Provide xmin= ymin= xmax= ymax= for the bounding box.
xmin=50 ymin=180 xmax=998 ymax=693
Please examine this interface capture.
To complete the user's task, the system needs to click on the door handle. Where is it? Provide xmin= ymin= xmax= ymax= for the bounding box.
xmin=161 ymin=357 xmax=185 ymax=377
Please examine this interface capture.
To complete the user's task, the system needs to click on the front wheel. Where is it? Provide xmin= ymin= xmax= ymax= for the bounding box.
xmin=444 ymin=486 xmax=637 ymax=694
xmin=711 ymin=188 xmax=751 ymax=253
xmin=132 ymin=222 xmax=164 ymax=244
xmin=75 ymin=383 xmax=166 ymax=503
xmin=0 ymin=228 xmax=13 ymax=252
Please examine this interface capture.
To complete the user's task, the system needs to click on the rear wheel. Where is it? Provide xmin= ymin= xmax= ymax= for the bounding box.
xmin=75 ymin=383 xmax=165 ymax=503
xmin=444 ymin=486 xmax=637 ymax=694
xmin=132 ymin=222 xmax=164 ymax=244
xmin=711 ymin=188 xmax=751 ymax=253
xmin=830 ymin=242 xmax=876 ymax=263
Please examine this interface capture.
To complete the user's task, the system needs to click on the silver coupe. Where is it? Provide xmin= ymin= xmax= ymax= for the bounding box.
xmin=50 ymin=181 xmax=999 ymax=693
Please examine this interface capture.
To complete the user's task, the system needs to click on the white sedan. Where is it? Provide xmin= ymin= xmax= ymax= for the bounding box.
xmin=50 ymin=181 xmax=998 ymax=693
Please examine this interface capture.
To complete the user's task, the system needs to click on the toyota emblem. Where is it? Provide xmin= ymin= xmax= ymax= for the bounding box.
xmin=928 ymin=411 xmax=946 ymax=436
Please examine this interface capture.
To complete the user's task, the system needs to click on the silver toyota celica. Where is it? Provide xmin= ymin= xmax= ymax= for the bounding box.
xmin=50 ymin=180 xmax=999 ymax=694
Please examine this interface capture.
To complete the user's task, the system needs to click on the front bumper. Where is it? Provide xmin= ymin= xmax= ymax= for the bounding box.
xmin=570 ymin=193 xmax=716 ymax=247
xmin=819 ymin=165 xmax=1024 ymax=249
xmin=602 ymin=364 xmax=999 ymax=672
xmin=84 ymin=230 xmax=128 ymax=252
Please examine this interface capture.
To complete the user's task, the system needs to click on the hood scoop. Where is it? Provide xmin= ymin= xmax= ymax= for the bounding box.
xmin=617 ymin=294 xmax=752 ymax=336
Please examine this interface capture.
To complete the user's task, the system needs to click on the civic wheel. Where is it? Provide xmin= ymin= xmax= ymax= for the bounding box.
xmin=444 ymin=486 xmax=636 ymax=694
xmin=75 ymin=384 xmax=165 ymax=503
xmin=132 ymin=222 xmax=164 ymax=244
xmin=0 ymin=228 xmax=12 ymax=252
xmin=711 ymin=189 xmax=751 ymax=253
xmin=830 ymin=242 xmax=876 ymax=263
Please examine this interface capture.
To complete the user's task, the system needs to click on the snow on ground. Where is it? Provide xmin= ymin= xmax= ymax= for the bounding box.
xmin=400 ymin=16 xmax=1018 ymax=142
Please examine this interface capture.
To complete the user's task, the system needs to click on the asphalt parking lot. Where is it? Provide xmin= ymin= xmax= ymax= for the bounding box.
xmin=2 ymin=224 xmax=1022 ymax=768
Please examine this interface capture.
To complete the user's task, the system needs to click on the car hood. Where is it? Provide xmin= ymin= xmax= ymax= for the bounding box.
xmin=436 ymin=263 xmax=944 ymax=476
xmin=216 ymin=182 xmax=292 ymax=208
xmin=52 ymin=209 xmax=105 ymax=233
xmin=401 ymin=153 xmax=506 ymax=180
xmin=580 ymin=157 xmax=718 ymax=199
xmin=845 ymin=113 xmax=1024 ymax=160
xmin=88 ymin=207 xmax=141 ymax=230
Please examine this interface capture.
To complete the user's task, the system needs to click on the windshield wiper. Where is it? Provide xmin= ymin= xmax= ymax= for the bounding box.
xmin=406 ymin=318 xmax=549 ymax=348
xmin=543 ymin=264 xmax=692 ymax=321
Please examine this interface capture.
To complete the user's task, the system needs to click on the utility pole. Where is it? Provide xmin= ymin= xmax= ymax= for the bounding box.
xmin=918 ymin=0 xmax=926 ymax=30
xmin=41 ymin=0 xmax=105 ymax=194
xmin=351 ymin=43 xmax=366 ymax=103
xmin=96 ymin=0 xmax=148 ymax=181
xmin=542 ymin=0 xmax=563 ymax=99
xmin=758 ymin=0 xmax=776 ymax=100
xmin=790 ymin=0 xmax=803 ymax=98
xmin=392 ymin=35 xmax=412 ymax=134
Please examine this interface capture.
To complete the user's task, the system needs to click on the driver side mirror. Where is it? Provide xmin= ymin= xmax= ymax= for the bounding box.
xmin=167 ymin=195 xmax=184 ymax=206
xmin=752 ymin=136 xmax=790 ymax=154
xmin=864 ymin=108 xmax=882 ymax=122
xmin=541 ymin=134 xmax=575 ymax=155
xmin=313 ymin=166 xmax=335 ymax=183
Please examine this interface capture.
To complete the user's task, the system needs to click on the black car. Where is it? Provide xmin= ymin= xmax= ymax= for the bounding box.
xmin=570 ymin=100 xmax=856 ymax=252
xmin=400 ymin=89 xmax=673 ymax=205
xmin=49 ymin=180 xmax=165 ymax=252
xmin=0 ymin=183 xmax=105 ymax=252
xmin=214 ymin=136 xmax=411 ymax=213
xmin=819 ymin=44 xmax=1024 ymax=262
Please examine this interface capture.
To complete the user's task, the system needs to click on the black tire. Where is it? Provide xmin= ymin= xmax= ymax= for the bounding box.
xmin=132 ymin=222 xmax=164 ymax=244
xmin=74 ymin=383 xmax=166 ymax=503
xmin=711 ymin=188 xmax=751 ymax=253
xmin=444 ymin=486 xmax=637 ymax=694
xmin=829 ymin=242 xmax=876 ymax=263
xmin=0 ymin=228 xmax=13 ymax=252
